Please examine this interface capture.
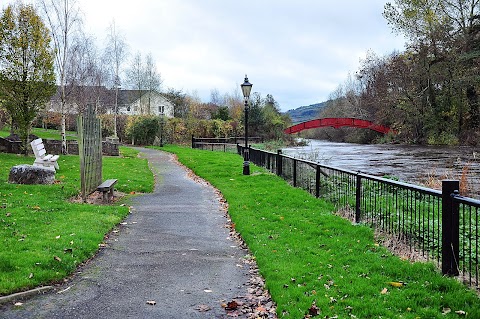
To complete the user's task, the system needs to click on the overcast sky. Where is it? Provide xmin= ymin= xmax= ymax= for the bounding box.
xmin=5 ymin=0 xmax=405 ymax=111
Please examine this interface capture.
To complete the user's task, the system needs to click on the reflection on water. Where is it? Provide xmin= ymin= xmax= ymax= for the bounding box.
xmin=282 ymin=140 xmax=480 ymax=198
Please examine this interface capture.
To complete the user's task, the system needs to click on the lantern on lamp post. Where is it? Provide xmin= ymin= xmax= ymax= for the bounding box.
xmin=241 ymin=75 xmax=252 ymax=175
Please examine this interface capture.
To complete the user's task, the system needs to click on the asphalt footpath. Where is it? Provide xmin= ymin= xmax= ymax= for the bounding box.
xmin=0 ymin=148 xmax=252 ymax=318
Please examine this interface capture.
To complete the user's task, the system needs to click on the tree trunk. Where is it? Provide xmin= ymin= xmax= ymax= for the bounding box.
xmin=467 ymin=85 xmax=479 ymax=129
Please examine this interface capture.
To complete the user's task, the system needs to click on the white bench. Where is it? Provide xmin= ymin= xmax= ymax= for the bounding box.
xmin=30 ymin=138 xmax=60 ymax=171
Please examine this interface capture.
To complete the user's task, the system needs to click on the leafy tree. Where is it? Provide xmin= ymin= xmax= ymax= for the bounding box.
xmin=125 ymin=115 xmax=159 ymax=145
xmin=165 ymin=88 xmax=188 ymax=119
xmin=384 ymin=0 xmax=480 ymax=143
xmin=0 ymin=3 xmax=56 ymax=153
xmin=211 ymin=106 xmax=230 ymax=120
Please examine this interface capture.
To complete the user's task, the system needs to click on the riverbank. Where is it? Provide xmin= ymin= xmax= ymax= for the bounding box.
xmin=161 ymin=145 xmax=480 ymax=319
xmin=282 ymin=139 xmax=480 ymax=198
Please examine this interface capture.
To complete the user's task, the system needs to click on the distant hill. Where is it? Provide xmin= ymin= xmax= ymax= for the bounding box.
xmin=285 ymin=101 xmax=327 ymax=124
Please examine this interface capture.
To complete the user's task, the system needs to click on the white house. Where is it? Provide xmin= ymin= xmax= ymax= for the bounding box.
xmin=117 ymin=90 xmax=174 ymax=118
xmin=46 ymin=87 xmax=175 ymax=118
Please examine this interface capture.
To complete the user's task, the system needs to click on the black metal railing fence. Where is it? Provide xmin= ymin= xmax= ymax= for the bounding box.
xmin=192 ymin=136 xmax=263 ymax=153
xmin=237 ymin=144 xmax=480 ymax=289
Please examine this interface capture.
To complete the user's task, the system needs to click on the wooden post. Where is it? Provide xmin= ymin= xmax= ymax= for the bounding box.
xmin=77 ymin=105 xmax=102 ymax=202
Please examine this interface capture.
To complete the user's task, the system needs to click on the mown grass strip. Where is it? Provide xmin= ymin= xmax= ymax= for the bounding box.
xmin=0 ymin=126 xmax=77 ymax=140
xmin=161 ymin=145 xmax=480 ymax=319
xmin=0 ymin=147 xmax=153 ymax=295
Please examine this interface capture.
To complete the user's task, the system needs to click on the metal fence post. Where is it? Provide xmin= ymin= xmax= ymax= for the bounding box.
xmin=293 ymin=159 xmax=297 ymax=187
xmin=442 ymin=180 xmax=460 ymax=276
xmin=276 ymin=150 xmax=282 ymax=176
xmin=191 ymin=135 xmax=195 ymax=148
xmin=355 ymin=174 xmax=361 ymax=223
xmin=315 ymin=164 xmax=321 ymax=198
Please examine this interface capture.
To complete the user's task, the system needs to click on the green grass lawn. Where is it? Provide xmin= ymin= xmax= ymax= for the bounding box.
xmin=159 ymin=145 xmax=480 ymax=319
xmin=0 ymin=126 xmax=77 ymax=140
xmin=0 ymin=146 xmax=153 ymax=295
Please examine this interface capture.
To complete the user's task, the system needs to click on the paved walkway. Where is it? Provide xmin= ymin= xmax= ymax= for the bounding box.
xmin=1 ymin=148 xmax=252 ymax=318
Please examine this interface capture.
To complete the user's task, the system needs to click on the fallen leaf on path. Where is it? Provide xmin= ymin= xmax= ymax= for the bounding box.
xmin=195 ymin=304 xmax=211 ymax=312
xmin=225 ymin=300 xmax=238 ymax=310
xmin=146 ymin=300 xmax=156 ymax=306
xmin=14 ymin=302 xmax=23 ymax=307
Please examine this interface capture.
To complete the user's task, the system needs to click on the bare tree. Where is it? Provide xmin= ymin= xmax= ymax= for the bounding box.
xmin=126 ymin=51 xmax=145 ymax=113
xmin=104 ymin=20 xmax=128 ymax=137
xmin=38 ymin=0 xmax=81 ymax=154
xmin=144 ymin=53 xmax=162 ymax=114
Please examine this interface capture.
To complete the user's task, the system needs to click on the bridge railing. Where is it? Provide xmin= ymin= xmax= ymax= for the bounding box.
xmin=238 ymin=145 xmax=480 ymax=290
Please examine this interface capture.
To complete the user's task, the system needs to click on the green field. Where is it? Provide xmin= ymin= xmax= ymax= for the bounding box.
xmin=0 ymin=147 xmax=153 ymax=295
xmin=0 ymin=126 xmax=77 ymax=140
xmin=159 ymin=145 xmax=480 ymax=319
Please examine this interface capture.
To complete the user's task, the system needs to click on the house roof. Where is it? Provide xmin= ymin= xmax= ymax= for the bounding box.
xmin=50 ymin=86 xmax=171 ymax=106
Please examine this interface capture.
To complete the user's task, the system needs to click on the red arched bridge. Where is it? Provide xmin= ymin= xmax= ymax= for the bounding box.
xmin=284 ymin=118 xmax=395 ymax=135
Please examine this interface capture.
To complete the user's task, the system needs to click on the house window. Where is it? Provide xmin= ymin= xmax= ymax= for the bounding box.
xmin=159 ymin=105 xmax=164 ymax=114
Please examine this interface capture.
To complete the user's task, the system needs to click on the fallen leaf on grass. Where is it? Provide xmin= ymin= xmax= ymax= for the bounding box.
xmin=53 ymin=256 xmax=62 ymax=262
xmin=55 ymin=235 xmax=61 ymax=239
xmin=195 ymin=304 xmax=211 ymax=312
xmin=308 ymin=301 xmax=320 ymax=316
xmin=380 ymin=288 xmax=388 ymax=294
xmin=455 ymin=310 xmax=467 ymax=315
xmin=146 ymin=300 xmax=156 ymax=305
xmin=28 ymin=273 xmax=33 ymax=279
xmin=442 ymin=307 xmax=451 ymax=315
xmin=387 ymin=281 xmax=405 ymax=288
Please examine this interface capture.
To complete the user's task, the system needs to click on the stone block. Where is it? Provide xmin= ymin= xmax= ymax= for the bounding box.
xmin=8 ymin=164 xmax=55 ymax=185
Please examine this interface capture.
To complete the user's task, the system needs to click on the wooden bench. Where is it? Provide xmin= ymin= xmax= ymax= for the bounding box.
xmin=97 ymin=179 xmax=118 ymax=203
xmin=30 ymin=138 xmax=60 ymax=171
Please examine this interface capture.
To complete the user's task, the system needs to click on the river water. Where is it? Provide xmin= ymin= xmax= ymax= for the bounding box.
xmin=282 ymin=140 xmax=480 ymax=198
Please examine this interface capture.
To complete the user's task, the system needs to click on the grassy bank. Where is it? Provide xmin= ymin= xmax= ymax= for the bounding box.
xmin=0 ymin=147 xmax=153 ymax=295
xmin=160 ymin=145 xmax=480 ymax=319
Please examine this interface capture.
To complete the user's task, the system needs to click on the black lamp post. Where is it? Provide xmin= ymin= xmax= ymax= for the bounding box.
xmin=241 ymin=75 xmax=252 ymax=175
